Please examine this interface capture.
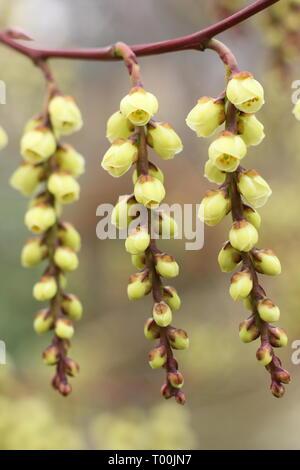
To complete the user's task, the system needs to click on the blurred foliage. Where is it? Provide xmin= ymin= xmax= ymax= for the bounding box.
xmin=0 ymin=0 xmax=300 ymax=450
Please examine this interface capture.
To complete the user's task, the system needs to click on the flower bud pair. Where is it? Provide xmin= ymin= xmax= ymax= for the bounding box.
xmin=229 ymin=219 xmax=258 ymax=252
xmin=199 ymin=189 xmax=230 ymax=226
xmin=238 ymin=170 xmax=272 ymax=208
xmin=146 ymin=122 xmax=183 ymax=160
xmin=127 ymin=270 xmax=152 ymax=300
xmin=48 ymin=95 xmax=83 ymax=136
xmin=154 ymin=253 xmax=179 ymax=278
xmin=101 ymin=139 xmax=138 ymax=177
xmin=208 ymin=131 xmax=247 ymax=172
xmin=186 ymin=97 xmax=225 ymax=137
xmin=120 ymin=87 xmax=158 ymax=126
xmin=226 ymin=72 xmax=264 ymax=113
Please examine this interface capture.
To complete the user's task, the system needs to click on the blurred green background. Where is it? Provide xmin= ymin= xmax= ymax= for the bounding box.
xmin=0 ymin=0 xmax=300 ymax=450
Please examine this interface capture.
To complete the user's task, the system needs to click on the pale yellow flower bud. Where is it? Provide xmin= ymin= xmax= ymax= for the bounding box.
xmin=204 ymin=159 xmax=226 ymax=185
xmin=125 ymin=226 xmax=150 ymax=254
xmin=21 ymin=238 xmax=48 ymax=267
xmin=229 ymin=270 xmax=253 ymax=301
xmin=239 ymin=318 xmax=260 ymax=343
xmin=167 ymin=371 xmax=184 ymax=389
xmin=252 ymin=248 xmax=281 ymax=276
xmin=49 ymin=95 xmax=83 ymax=135
xmin=106 ymin=110 xmax=134 ymax=143
xmin=101 ymin=139 xmax=138 ymax=177
xmin=55 ymin=317 xmax=74 ymax=339
xmin=229 ymin=220 xmax=258 ymax=252
xmin=20 ymin=127 xmax=56 ymax=163
xmin=238 ymin=170 xmax=272 ymax=208
xmin=238 ymin=114 xmax=265 ymax=146
xmin=146 ymin=122 xmax=183 ymax=160
xmin=23 ymin=115 xmax=43 ymax=134
xmin=131 ymin=253 xmax=146 ymax=270
xmin=24 ymin=203 xmax=56 ymax=234
xmin=256 ymin=344 xmax=273 ymax=366
xmin=167 ymin=328 xmax=189 ymax=350
xmin=144 ymin=318 xmax=160 ymax=341
xmin=120 ymin=87 xmax=158 ymax=126
xmin=152 ymin=301 xmax=173 ymax=327
xmin=48 ymin=171 xmax=80 ymax=204
xmin=257 ymin=298 xmax=280 ymax=322
xmin=186 ymin=97 xmax=225 ymax=137
xmin=62 ymin=293 xmax=83 ymax=321
xmin=0 ymin=125 xmax=8 ymax=149
xmin=268 ymin=326 xmax=288 ymax=348
xmin=292 ymin=99 xmax=300 ymax=121
xmin=127 ymin=270 xmax=152 ymax=300
xmin=33 ymin=275 xmax=57 ymax=301
xmin=154 ymin=253 xmax=179 ymax=278
xmin=226 ymin=72 xmax=265 ymax=113
xmin=154 ymin=210 xmax=178 ymax=238
xmin=43 ymin=345 xmax=60 ymax=365
xmin=33 ymin=308 xmax=54 ymax=334
xmin=208 ymin=131 xmax=247 ymax=172
xmin=132 ymin=161 xmax=164 ymax=184
xmin=55 ymin=144 xmax=85 ymax=177
xmin=58 ymin=222 xmax=81 ymax=252
xmin=218 ymin=241 xmax=242 ymax=272
xmin=198 ymin=189 xmax=231 ymax=226
xmin=111 ymin=195 xmax=137 ymax=230
xmin=242 ymin=206 xmax=261 ymax=229
xmin=148 ymin=345 xmax=167 ymax=369
xmin=134 ymin=174 xmax=165 ymax=209
xmin=162 ymin=286 xmax=181 ymax=311
xmin=54 ymin=246 xmax=79 ymax=272
xmin=10 ymin=162 xmax=45 ymax=196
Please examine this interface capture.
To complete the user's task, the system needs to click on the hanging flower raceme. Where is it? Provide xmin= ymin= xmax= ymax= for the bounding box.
xmin=10 ymin=64 xmax=84 ymax=396
xmin=187 ymin=38 xmax=290 ymax=398
xmin=101 ymin=42 xmax=187 ymax=403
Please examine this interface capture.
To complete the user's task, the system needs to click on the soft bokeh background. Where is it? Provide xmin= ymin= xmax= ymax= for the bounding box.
xmin=0 ymin=0 xmax=299 ymax=450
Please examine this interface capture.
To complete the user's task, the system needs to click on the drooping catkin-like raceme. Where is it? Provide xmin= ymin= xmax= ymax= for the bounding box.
xmin=187 ymin=45 xmax=290 ymax=397
xmin=10 ymin=82 xmax=84 ymax=396
xmin=101 ymin=43 xmax=188 ymax=403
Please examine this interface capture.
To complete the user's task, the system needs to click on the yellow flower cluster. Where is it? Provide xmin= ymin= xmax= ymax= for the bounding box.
xmin=10 ymin=93 xmax=84 ymax=395
xmin=187 ymin=68 xmax=289 ymax=396
xmin=102 ymin=81 xmax=187 ymax=402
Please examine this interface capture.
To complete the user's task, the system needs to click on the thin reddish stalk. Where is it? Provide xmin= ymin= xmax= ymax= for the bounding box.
xmin=0 ymin=1 xmax=280 ymax=61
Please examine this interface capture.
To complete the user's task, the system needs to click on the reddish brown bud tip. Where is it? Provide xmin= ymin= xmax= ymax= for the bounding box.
xmin=271 ymin=381 xmax=285 ymax=398
xmin=160 ymin=383 xmax=173 ymax=399
xmin=175 ymin=390 xmax=186 ymax=405
xmin=58 ymin=381 xmax=72 ymax=396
